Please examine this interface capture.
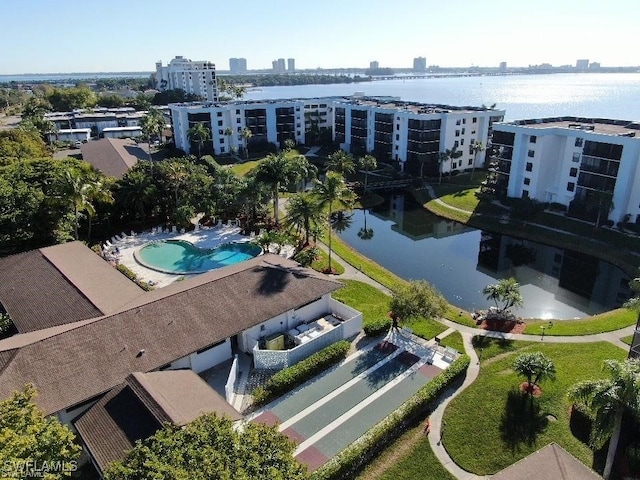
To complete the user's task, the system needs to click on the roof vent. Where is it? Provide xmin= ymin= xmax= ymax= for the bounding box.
xmin=136 ymin=349 xmax=146 ymax=357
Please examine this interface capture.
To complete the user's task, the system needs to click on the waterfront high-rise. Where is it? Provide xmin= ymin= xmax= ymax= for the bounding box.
xmin=413 ymin=57 xmax=426 ymax=71
xmin=287 ymin=58 xmax=295 ymax=72
xmin=155 ymin=56 xmax=218 ymax=101
xmin=272 ymin=58 xmax=286 ymax=73
xmin=229 ymin=57 xmax=247 ymax=74
xmin=369 ymin=61 xmax=379 ymax=70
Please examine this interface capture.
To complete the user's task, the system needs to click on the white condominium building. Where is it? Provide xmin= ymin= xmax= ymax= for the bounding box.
xmin=155 ymin=56 xmax=218 ymax=102
xmin=489 ymin=117 xmax=640 ymax=225
xmin=169 ymin=97 xmax=504 ymax=175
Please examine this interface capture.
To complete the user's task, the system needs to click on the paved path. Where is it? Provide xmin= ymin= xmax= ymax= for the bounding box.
xmin=313 ymin=236 xmax=634 ymax=480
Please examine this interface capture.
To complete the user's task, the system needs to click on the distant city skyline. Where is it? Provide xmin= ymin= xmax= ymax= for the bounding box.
xmin=0 ymin=0 xmax=638 ymax=75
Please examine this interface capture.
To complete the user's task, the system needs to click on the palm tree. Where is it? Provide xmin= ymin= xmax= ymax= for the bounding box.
xmin=482 ymin=277 xmax=523 ymax=313
xmin=141 ymin=108 xmax=165 ymax=161
xmin=115 ymin=168 xmax=158 ymax=221
xmin=438 ymin=145 xmax=463 ymax=183
xmin=470 ymin=141 xmax=485 ymax=180
xmin=313 ymin=172 xmax=355 ymax=273
xmin=241 ymin=127 xmax=253 ymax=159
xmin=84 ymin=178 xmax=113 ymax=241
xmin=568 ymin=358 xmax=640 ymax=479
xmin=327 ymin=150 xmax=356 ymax=176
xmin=512 ymin=352 xmax=556 ymax=397
xmin=359 ymin=154 xmax=377 ymax=193
xmin=187 ymin=123 xmax=211 ymax=158
xmin=63 ymin=170 xmax=112 ymax=240
xmin=224 ymin=127 xmax=234 ymax=154
xmin=284 ymin=193 xmax=323 ymax=246
xmin=255 ymin=152 xmax=315 ymax=225
xmin=358 ymin=209 xmax=374 ymax=240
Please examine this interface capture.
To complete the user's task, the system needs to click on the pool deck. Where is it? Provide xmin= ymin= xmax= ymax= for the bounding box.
xmin=107 ymin=225 xmax=262 ymax=288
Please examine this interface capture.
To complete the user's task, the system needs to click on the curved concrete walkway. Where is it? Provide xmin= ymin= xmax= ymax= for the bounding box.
xmin=315 ymin=239 xmax=634 ymax=480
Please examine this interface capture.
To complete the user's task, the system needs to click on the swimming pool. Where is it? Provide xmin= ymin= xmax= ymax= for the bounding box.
xmin=135 ymin=239 xmax=262 ymax=274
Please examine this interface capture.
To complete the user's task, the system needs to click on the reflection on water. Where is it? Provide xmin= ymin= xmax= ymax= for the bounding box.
xmin=337 ymin=195 xmax=630 ymax=319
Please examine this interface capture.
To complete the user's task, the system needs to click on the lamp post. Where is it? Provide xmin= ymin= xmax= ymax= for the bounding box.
xmin=540 ymin=321 xmax=553 ymax=341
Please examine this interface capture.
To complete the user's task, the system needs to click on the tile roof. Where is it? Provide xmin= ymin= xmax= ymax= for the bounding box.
xmin=0 ymin=254 xmax=342 ymax=415
xmin=490 ymin=443 xmax=602 ymax=480
xmin=0 ymin=242 xmax=145 ymax=333
xmin=75 ymin=370 xmax=241 ymax=473
xmin=80 ymin=138 xmax=144 ymax=178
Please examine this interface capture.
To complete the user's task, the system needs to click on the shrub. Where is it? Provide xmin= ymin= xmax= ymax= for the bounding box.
xmin=548 ymin=202 xmax=567 ymax=212
xmin=116 ymin=264 xmax=153 ymax=291
xmin=311 ymin=354 xmax=470 ymax=480
xmin=0 ymin=313 xmax=13 ymax=336
xmin=363 ymin=317 xmax=392 ymax=337
xmin=253 ymin=340 xmax=351 ymax=406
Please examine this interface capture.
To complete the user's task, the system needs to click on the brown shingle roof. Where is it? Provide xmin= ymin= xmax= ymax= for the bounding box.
xmin=0 ymin=254 xmax=342 ymax=415
xmin=490 ymin=443 xmax=602 ymax=480
xmin=0 ymin=242 xmax=144 ymax=333
xmin=75 ymin=370 xmax=241 ymax=473
xmin=80 ymin=138 xmax=143 ymax=178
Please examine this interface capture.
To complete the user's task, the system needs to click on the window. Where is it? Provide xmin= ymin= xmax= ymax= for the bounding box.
xmin=460 ymin=138 xmax=465 ymax=146
xmin=472 ymin=117 xmax=477 ymax=123
xmin=237 ymin=127 xmax=241 ymax=132
xmin=396 ymin=124 xmax=399 ymax=130
xmin=217 ymin=120 xmax=223 ymax=126
xmin=575 ymin=137 xmax=583 ymax=147
xmin=462 ymin=118 xmax=466 ymax=124
xmin=236 ymin=109 xmax=240 ymax=114
xmin=455 ymin=130 xmax=460 ymax=137
xmin=524 ymin=177 xmax=530 ymax=185
xmin=220 ymin=138 xmax=224 ymax=144
xmin=461 ymin=128 xmax=465 ymax=135
xmin=468 ymin=159 xmax=473 ymax=166
xmin=525 ymin=162 xmax=533 ymax=172
xmin=217 ymin=112 xmax=222 ymax=117
xmin=569 ymin=167 xmax=578 ymax=177
xmin=522 ymin=190 xmax=529 ymax=198
xmin=456 ymin=120 xmax=461 ymax=125
xmin=395 ymin=145 xmax=399 ymax=150
xmin=218 ymin=129 xmax=223 ymax=135
xmin=527 ymin=150 xmax=535 ymax=157
xmin=454 ymin=140 xmax=459 ymax=148
xmin=530 ymin=135 xmax=537 ymax=143
xmin=567 ymin=182 xmax=575 ymax=192
xmin=572 ymin=152 xmax=580 ymax=162
xmin=395 ymin=134 xmax=399 ymax=140
xmin=220 ymin=147 xmax=225 ymax=153
xmin=452 ymin=162 xmax=457 ymax=169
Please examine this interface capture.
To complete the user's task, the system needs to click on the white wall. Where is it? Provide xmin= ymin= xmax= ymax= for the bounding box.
xmin=189 ymin=339 xmax=232 ymax=373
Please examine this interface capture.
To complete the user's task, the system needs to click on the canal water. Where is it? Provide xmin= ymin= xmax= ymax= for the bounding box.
xmin=337 ymin=194 xmax=631 ymax=319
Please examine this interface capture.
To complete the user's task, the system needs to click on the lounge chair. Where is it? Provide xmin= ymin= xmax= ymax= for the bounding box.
xmin=172 ymin=226 xmax=177 ymax=233
xmin=180 ymin=228 xmax=185 ymax=234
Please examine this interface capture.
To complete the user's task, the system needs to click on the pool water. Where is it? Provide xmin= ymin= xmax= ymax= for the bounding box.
xmin=136 ymin=240 xmax=262 ymax=274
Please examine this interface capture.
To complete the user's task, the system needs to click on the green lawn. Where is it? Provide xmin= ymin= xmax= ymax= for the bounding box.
xmin=443 ymin=339 xmax=627 ymax=475
xmin=523 ymin=308 xmax=636 ymax=335
xmin=439 ymin=331 xmax=465 ymax=354
xmin=332 ymin=280 xmax=391 ymax=331
xmin=622 ymin=335 xmax=634 ymax=345
xmin=356 ymin=425 xmax=455 ymax=480
xmin=229 ymin=159 xmax=265 ymax=177
xmin=405 ymin=317 xmax=448 ymax=342
xmin=310 ymin=247 xmax=345 ymax=275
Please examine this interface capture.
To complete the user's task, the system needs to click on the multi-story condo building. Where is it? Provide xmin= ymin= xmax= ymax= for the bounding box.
xmin=155 ymin=56 xmax=218 ymax=102
xmin=287 ymin=58 xmax=295 ymax=72
xmin=369 ymin=61 xmax=379 ymax=70
xmin=272 ymin=58 xmax=286 ymax=73
xmin=488 ymin=117 xmax=640 ymax=225
xmin=229 ymin=57 xmax=247 ymax=74
xmin=169 ymin=97 xmax=504 ymax=175
xmin=413 ymin=57 xmax=427 ymax=71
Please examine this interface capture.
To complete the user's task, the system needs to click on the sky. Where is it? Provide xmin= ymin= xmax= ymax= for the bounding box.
xmin=1 ymin=0 xmax=639 ymax=74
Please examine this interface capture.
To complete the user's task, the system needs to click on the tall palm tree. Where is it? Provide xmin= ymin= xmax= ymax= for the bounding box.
xmin=285 ymin=193 xmax=323 ymax=246
xmin=255 ymin=153 xmax=315 ymax=225
xmin=141 ymin=108 xmax=165 ymax=161
xmin=224 ymin=127 xmax=234 ymax=154
xmin=241 ymin=127 xmax=253 ymax=159
xmin=187 ymin=123 xmax=211 ymax=158
xmin=313 ymin=172 xmax=355 ymax=273
xmin=470 ymin=141 xmax=485 ymax=180
xmin=63 ymin=170 xmax=112 ymax=240
xmin=327 ymin=150 xmax=356 ymax=176
xmin=358 ymin=209 xmax=374 ymax=240
xmin=359 ymin=154 xmax=377 ymax=193
xmin=84 ymin=178 xmax=113 ymax=241
xmin=115 ymin=168 xmax=158 ymax=221
xmin=568 ymin=358 xmax=640 ymax=480
xmin=438 ymin=145 xmax=463 ymax=183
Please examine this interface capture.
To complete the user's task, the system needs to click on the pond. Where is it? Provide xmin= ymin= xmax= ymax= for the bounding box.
xmin=336 ymin=194 xmax=631 ymax=319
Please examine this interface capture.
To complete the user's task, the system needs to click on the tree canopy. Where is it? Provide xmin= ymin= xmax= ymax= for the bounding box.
xmin=482 ymin=278 xmax=523 ymax=314
xmin=0 ymin=385 xmax=81 ymax=480
xmin=104 ymin=414 xmax=307 ymax=480
xmin=389 ymin=280 xmax=447 ymax=323
xmin=512 ymin=351 xmax=556 ymax=395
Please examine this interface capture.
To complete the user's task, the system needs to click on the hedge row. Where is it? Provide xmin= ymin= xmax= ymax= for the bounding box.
xmin=116 ymin=264 xmax=153 ymax=291
xmin=253 ymin=340 xmax=351 ymax=406
xmin=310 ymin=354 xmax=471 ymax=480
xmin=363 ymin=317 xmax=392 ymax=337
